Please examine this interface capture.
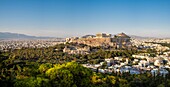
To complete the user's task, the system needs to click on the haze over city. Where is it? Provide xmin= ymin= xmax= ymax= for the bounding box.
xmin=0 ymin=0 xmax=170 ymax=38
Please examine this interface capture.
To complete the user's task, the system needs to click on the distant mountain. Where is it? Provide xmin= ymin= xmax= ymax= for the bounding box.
xmin=81 ymin=34 xmax=157 ymax=39
xmin=81 ymin=35 xmax=95 ymax=38
xmin=129 ymin=35 xmax=158 ymax=39
xmin=0 ymin=32 xmax=55 ymax=39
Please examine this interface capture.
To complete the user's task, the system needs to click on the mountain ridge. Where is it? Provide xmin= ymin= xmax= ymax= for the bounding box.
xmin=0 ymin=32 xmax=56 ymax=39
xmin=0 ymin=32 xmax=168 ymax=40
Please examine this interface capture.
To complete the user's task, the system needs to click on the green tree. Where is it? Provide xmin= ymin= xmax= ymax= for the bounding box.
xmin=45 ymin=62 xmax=93 ymax=87
xmin=39 ymin=63 xmax=52 ymax=73
xmin=14 ymin=77 xmax=50 ymax=87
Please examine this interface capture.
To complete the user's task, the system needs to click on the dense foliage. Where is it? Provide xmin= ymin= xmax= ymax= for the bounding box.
xmin=5 ymin=43 xmax=137 ymax=64
xmin=0 ymin=43 xmax=170 ymax=87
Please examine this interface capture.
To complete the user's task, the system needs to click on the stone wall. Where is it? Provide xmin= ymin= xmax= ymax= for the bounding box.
xmin=71 ymin=37 xmax=115 ymax=47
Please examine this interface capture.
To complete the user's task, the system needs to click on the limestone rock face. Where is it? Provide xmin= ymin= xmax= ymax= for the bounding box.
xmin=66 ymin=33 xmax=131 ymax=48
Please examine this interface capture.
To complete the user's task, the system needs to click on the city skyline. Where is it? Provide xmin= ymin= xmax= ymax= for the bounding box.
xmin=0 ymin=0 xmax=170 ymax=38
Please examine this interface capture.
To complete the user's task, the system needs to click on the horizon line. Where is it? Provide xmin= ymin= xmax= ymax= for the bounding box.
xmin=1 ymin=31 xmax=170 ymax=39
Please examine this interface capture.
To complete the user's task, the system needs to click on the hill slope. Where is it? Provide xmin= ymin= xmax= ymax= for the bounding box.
xmin=0 ymin=32 xmax=53 ymax=39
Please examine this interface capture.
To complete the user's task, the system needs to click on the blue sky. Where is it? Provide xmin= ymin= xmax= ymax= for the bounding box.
xmin=0 ymin=0 xmax=170 ymax=38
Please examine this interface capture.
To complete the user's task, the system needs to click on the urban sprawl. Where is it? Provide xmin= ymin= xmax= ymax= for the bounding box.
xmin=1 ymin=32 xmax=170 ymax=77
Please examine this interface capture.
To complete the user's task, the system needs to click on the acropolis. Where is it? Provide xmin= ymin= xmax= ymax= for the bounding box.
xmin=66 ymin=32 xmax=131 ymax=48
